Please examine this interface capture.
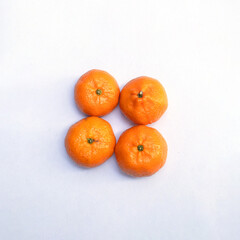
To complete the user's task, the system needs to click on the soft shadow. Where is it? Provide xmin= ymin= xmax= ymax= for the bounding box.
xmin=105 ymin=105 xmax=135 ymax=141
xmin=118 ymin=109 xmax=136 ymax=126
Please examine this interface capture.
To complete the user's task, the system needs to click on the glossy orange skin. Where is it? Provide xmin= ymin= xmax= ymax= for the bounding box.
xmin=65 ymin=117 xmax=116 ymax=167
xmin=119 ymin=76 xmax=168 ymax=125
xmin=75 ymin=69 xmax=120 ymax=116
xmin=115 ymin=125 xmax=167 ymax=177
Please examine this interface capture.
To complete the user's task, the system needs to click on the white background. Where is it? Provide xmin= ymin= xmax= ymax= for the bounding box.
xmin=1 ymin=0 xmax=240 ymax=239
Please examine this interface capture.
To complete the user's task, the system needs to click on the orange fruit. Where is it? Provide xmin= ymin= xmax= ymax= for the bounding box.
xmin=75 ymin=69 xmax=120 ymax=116
xmin=115 ymin=125 xmax=167 ymax=177
xmin=119 ymin=76 xmax=168 ymax=124
xmin=65 ymin=117 xmax=116 ymax=167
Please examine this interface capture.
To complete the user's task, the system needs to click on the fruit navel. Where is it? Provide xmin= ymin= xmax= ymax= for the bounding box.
xmin=137 ymin=91 xmax=143 ymax=98
xmin=137 ymin=145 xmax=144 ymax=151
xmin=96 ymin=89 xmax=102 ymax=95
xmin=87 ymin=138 xmax=94 ymax=144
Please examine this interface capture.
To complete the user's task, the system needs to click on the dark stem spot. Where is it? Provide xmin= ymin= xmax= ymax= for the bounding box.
xmin=87 ymin=138 xmax=94 ymax=144
xmin=96 ymin=89 xmax=102 ymax=95
xmin=137 ymin=91 xmax=143 ymax=98
xmin=137 ymin=145 xmax=144 ymax=151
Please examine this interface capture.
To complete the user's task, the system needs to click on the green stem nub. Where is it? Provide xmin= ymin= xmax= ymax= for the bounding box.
xmin=96 ymin=89 xmax=102 ymax=95
xmin=87 ymin=138 xmax=94 ymax=144
xmin=137 ymin=91 xmax=143 ymax=98
xmin=137 ymin=145 xmax=144 ymax=151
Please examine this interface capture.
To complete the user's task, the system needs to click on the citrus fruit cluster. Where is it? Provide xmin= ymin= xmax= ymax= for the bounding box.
xmin=65 ymin=69 xmax=168 ymax=177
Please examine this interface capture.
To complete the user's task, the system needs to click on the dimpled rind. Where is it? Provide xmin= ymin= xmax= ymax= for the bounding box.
xmin=115 ymin=125 xmax=167 ymax=177
xmin=75 ymin=69 xmax=120 ymax=116
xmin=119 ymin=76 xmax=168 ymax=125
xmin=65 ymin=117 xmax=116 ymax=167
